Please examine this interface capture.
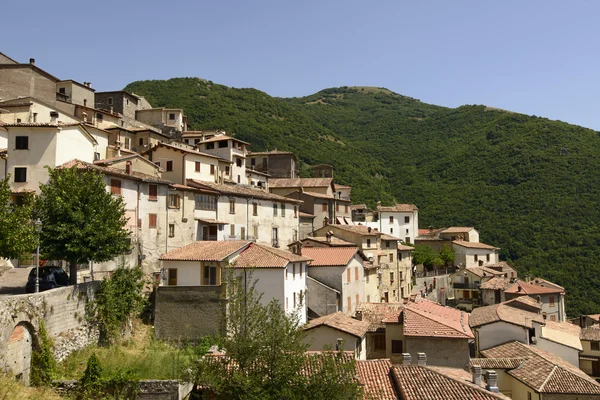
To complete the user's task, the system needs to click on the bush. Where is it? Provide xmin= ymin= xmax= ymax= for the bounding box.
xmin=30 ymin=320 xmax=56 ymax=387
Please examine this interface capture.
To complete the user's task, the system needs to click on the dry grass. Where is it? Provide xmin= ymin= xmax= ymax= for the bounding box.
xmin=0 ymin=375 xmax=62 ymax=400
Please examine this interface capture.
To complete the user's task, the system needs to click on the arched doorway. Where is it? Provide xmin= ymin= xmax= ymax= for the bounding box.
xmin=6 ymin=322 xmax=34 ymax=385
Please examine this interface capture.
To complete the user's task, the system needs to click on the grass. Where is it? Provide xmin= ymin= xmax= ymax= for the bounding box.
xmin=0 ymin=375 xmax=62 ymax=400
xmin=57 ymin=320 xmax=207 ymax=381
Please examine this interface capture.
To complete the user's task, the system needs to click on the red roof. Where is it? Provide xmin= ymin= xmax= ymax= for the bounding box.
xmin=233 ymin=243 xmax=312 ymax=268
xmin=505 ymin=280 xmax=564 ymax=295
xmin=302 ymin=247 xmax=359 ymax=266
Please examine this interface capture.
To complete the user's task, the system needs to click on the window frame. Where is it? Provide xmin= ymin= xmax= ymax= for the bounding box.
xmin=148 ymin=184 xmax=158 ymax=201
xmin=149 ymin=213 xmax=158 ymax=229
xmin=110 ymin=179 xmax=121 ymax=195
xmin=13 ymin=167 xmax=27 ymax=183
xmin=15 ymin=136 xmax=29 ymax=150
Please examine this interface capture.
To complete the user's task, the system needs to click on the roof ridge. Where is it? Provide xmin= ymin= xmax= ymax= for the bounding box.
xmin=253 ymin=243 xmax=295 ymax=262
xmin=419 ymin=366 xmax=507 ymax=399
xmin=538 ymin=365 xmax=558 ymax=391
xmin=407 ymin=307 xmax=467 ymax=337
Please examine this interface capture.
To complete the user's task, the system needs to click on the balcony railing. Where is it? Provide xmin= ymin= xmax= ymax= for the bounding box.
xmin=452 ymin=282 xmax=480 ymax=290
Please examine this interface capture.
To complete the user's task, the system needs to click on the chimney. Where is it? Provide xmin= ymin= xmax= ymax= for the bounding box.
xmin=297 ymin=243 xmax=303 ymax=256
xmin=355 ymin=311 xmax=362 ymax=321
xmin=367 ymin=227 xmax=372 ymax=233
xmin=471 ymin=365 xmax=482 ymax=386
xmin=29 ymin=58 xmax=35 ymax=65
xmin=82 ymin=112 xmax=88 ymax=123
xmin=485 ymin=370 xmax=499 ymax=393
xmin=417 ymin=353 xmax=426 ymax=365
xmin=326 ymin=231 xmax=333 ymax=244
xmin=402 ymin=353 xmax=411 ymax=365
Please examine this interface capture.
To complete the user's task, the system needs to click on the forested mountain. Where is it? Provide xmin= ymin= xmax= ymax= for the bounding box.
xmin=125 ymin=78 xmax=600 ymax=316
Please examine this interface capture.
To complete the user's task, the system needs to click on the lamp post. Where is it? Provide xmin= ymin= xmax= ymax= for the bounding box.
xmin=34 ymin=218 xmax=42 ymax=293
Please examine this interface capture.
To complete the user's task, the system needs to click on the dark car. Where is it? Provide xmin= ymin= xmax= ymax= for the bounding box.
xmin=25 ymin=266 xmax=69 ymax=293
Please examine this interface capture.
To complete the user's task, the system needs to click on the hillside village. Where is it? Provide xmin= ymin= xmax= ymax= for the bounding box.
xmin=1 ymin=52 xmax=600 ymax=399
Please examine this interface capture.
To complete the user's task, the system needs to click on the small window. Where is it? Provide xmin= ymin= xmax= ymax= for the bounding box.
xmin=169 ymin=113 xmax=175 ymax=120
xmin=549 ymin=296 xmax=555 ymax=307
xmin=218 ymin=141 xmax=228 ymax=148
xmin=59 ymin=87 xmax=66 ymax=94
xmin=591 ymin=341 xmax=600 ymax=351
xmin=230 ymin=224 xmax=235 ymax=237
xmin=347 ymin=268 xmax=351 ymax=283
xmin=14 ymin=167 xmax=27 ymax=183
xmin=336 ymin=203 xmax=339 ymax=212
xmin=166 ymin=161 xmax=173 ymax=172
xmin=139 ymin=137 xmax=144 ymax=146
xmin=167 ymin=269 xmax=177 ymax=286
xmin=347 ymin=296 xmax=352 ymax=311
xmin=108 ymin=97 xmax=113 ymax=105
xmin=345 ymin=204 xmax=348 ymax=213
xmin=168 ymin=224 xmax=175 ymax=237
xmin=550 ymin=315 xmax=556 ymax=322
xmin=474 ymin=254 xmax=479 ymax=262
xmin=389 ymin=254 xmax=393 ymax=263
xmin=206 ymin=142 xmax=215 ymax=150
xmin=229 ymin=199 xmax=235 ymax=214
xmin=389 ymin=216 xmax=394 ymax=223
xmin=391 ymin=340 xmax=403 ymax=354
xmin=195 ymin=161 xmax=201 ymax=172
xmin=294 ymin=206 xmax=298 ymax=218
xmin=486 ymin=254 xmax=490 ymax=262
xmin=292 ymin=263 xmax=296 ymax=280
xmin=374 ymin=334 xmax=386 ymax=351
xmin=273 ymin=203 xmax=278 ymax=217
xmin=236 ymin=158 xmax=242 ymax=167
xmin=15 ymin=136 xmax=29 ymax=150
xmin=96 ymin=113 xmax=103 ymax=121
xmin=225 ymin=165 xmax=230 ymax=175
xmin=404 ymin=216 xmax=410 ymax=223
xmin=405 ymin=237 xmax=410 ymax=244
xmin=210 ymin=165 xmax=215 ymax=175
xmin=149 ymin=184 xmax=158 ymax=201
xmin=390 ymin=228 xmax=393 ymax=234
xmin=149 ymin=214 xmax=157 ymax=228
xmin=322 ymin=202 xmax=327 ymax=212
xmin=251 ymin=158 xmax=256 ymax=166
xmin=168 ymin=194 xmax=180 ymax=208
xmin=94 ymin=152 xmax=100 ymax=161
xmin=355 ymin=267 xmax=359 ymax=281
xmin=253 ymin=203 xmax=258 ymax=216
xmin=110 ymin=179 xmax=121 ymax=195
xmin=390 ymin=272 xmax=394 ymax=282
xmin=281 ymin=203 xmax=285 ymax=217
xmin=366 ymin=239 xmax=371 ymax=248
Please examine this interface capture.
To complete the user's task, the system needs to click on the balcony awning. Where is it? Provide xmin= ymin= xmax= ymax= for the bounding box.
xmin=195 ymin=218 xmax=228 ymax=225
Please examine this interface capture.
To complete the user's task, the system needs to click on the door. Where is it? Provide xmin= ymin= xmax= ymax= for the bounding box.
xmin=167 ymin=269 xmax=177 ymax=286
xmin=592 ymin=360 xmax=600 ymax=377
xmin=209 ymin=225 xmax=218 ymax=240
xmin=204 ymin=265 xmax=217 ymax=285
xmin=495 ymin=290 xmax=501 ymax=304
xmin=202 ymin=226 xmax=209 ymax=241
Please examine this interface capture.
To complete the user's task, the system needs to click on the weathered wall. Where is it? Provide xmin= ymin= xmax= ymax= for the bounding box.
xmin=0 ymin=66 xmax=57 ymax=105
xmin=154 ymin=286 xmax=225 ymax=341
xmin=405 ymin=337 xmax=470 ymax=368
xmin=0 ymin=282 xmax=100 ymax=384
xmin=306 ymin=276 xmax=339 ymax=317
xmin=56 ymin=379 xmax=194 ymax=400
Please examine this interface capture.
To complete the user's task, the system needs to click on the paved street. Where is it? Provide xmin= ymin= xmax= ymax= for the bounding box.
xmin=0 ymin=266 xmax=32 ymax=296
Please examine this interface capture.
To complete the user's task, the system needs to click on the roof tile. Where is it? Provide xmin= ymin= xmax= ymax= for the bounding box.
xmin=302 ymin=247 xmax=358 ymax=266
xmin=159 ymin=240 xmax=251 ymax=261
xmin=304 ymin=312 xmax=370 ymax=337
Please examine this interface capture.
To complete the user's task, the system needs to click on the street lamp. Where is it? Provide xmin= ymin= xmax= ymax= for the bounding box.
xmin=34 ymin=218 xmax=42 ymax=293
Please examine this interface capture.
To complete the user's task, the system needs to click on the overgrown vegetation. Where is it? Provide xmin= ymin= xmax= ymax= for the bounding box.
xmin=125 ymin=79 xmax=600 ymax=316
xmin=0 ymin=176 xmax=37 ymax=259
xmin=73 ymin=353 xmax=138 ymax=400
xmin=30 ymin=320 xmax=56 ymax=387
xmin=0 ymin=374 xmax=62 ymax=400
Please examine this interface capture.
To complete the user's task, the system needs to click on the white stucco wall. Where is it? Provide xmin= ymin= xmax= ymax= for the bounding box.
xmin=453 ymin=245 xmax=499 ymax=268
xmin=475 ymin=322 xmax=529 ymax=352
xmin=284 ymin=262 xmax=307 ymax=324
xmin=376 ymin=210 xmax=419 ymax=244
xmin=536 ymin=336 xmax=579 ymax=366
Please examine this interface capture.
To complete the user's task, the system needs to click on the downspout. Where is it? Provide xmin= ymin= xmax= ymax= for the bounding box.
xmin=136 ymin=181 xmax=141 ymax=267
xmin=182 ymin=153 xmax=188 ymax=185
xmin=246 ymin=197 xmax=251 ymax=240
xmin=165 ymin=185 xmax=169 ymax=253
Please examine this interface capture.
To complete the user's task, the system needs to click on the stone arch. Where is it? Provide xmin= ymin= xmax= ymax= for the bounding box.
xmin=6 ymin=321 xmax=36 ymax=385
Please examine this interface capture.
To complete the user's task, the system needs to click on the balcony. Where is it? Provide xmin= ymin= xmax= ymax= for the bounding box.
xmin=452 ymin=282 xmax=480 ymax=290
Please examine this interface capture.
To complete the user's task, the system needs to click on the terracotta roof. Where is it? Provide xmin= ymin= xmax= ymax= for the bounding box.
xmin=530 ymin=277 xmax=565 ymax=291
xmin=302 ymin=247 xmax=358 ymax=266
xmin=442 ymin=227 xmax=476 ymax=234
xmin=3 ymin=122 xmax=81 ymax=128
xmin=302 ymin=236 xmax=357 ymax=247
xmin=541 ymin=321 xmax=582 ymax=350
xmin=145 ymin=142 xmax=224 ymax=160
xmin=397 ymin=244 xmax=414 ymax=251
xmin=302 ymin=190 xmax=334 ymax=199
xmin=505 ymin=280 xmax=564 ymax=295
xmin=480 ymin=276 xmax=513 ymax=290
xmin=417 ymin=227 xmax=446 ymax=237
xmin=333 ymin=183 xmax=351 ymax=190
xmin=351 ymin=204 xmax=367 ymax=210
xmin=233 ymin=243 xmax=311 ymax=268
xmin=355 ymin=303 xmax=405 ymax=332
xmin=58 ymin=159 xmax=172 ymax=184
xmin=462 ymin=266 xmax=505 ymax=278
xmin=469 ymin=301 xmax=544 ymax=329
xmin=199 ymin=134 xmax=250 ymax=145
xmin=355 ymin=359 xmax=398 ymax=400
xmin=188 ymin=180 xmax=302 ymax=204
xmin=298 ymin=211 xmax=315 ymax=218
xmin=376 ymin=204 xmax=418 ymax=212
xmin=481 ymin=341 xmax=600 ymax=394
xmin=587 ymin=314 xmax=600 ymax=322
xmin=400 ymin=300 xmax=473 ymax=339
xmin=169 ymin=183 xmax=220 ymax=194
xmin=503 ymin=296 xmax=543 ymax=310
xmin=159 ymin=240 xmax=251 ymax=261
xmin=580 ymin=325 xmax=600 ymax=341
xmin=469 ymin=358 xmax=527 ymax=369
xmin=304 ymin=312 xmax=370 ymax=338
xmin=392 ymin=365 xmax=509 ymax=400
xmin=324 ymin=224 xmax=380 ymax=236
xmin=452 ymin=240 xmax=499 ymax=250
xmin=247 ymin=150 xmax=295 ymax=156
xmin=379 ymin=233 xmax=400 ymax=241
xmin=269 ymin=178 xmax=333 ymax=188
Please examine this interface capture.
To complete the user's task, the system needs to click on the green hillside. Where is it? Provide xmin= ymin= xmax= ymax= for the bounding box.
xmin=125 ymin=79 xmax=600 ymax=316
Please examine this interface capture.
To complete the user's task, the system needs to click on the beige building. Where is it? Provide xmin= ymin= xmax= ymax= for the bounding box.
xmin=196 ymin=134 xmax=249 ymax=185
xmin=302 ymin=312 xmax=369 ymax=359
xmin=504 ymin=279 xmax=566 ymax=322
xmin=580 ymin=325 xmax=600 ymax=378
xmin=135 ymin=108 xmax=187 ymax=135
xmin=449 ymin=266 xmax=505 ymax=310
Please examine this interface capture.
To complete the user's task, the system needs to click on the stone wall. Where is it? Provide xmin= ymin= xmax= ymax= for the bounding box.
xmin=56 ymin=379 xmax=194 ymax=400
xmin=0 ymin=282 xmax=100 ymax=383
xmin=0 ymin=65 xmax=57 ymax=105
xmin=154 ymin=286 xmax=225 ymax=341
xmin=405 ymin=336 xmax=470 ymax=369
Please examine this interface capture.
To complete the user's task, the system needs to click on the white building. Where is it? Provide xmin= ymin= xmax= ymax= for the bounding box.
xmin=452 ymin=240 xmax=500 ymax=268
xmin=368 ymin=203 xmax=419 ymax=245
xmin=504 ymin=279 xmax=566 ymax=322
xmin=196 ymin=133 xmax=249 ymax=185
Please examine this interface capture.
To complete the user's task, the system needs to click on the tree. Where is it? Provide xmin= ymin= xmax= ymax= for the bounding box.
xmin=0 ymin=176 xmax=37 ymax=260
xmin=439 ymin=244 xmax=456 ymax=267
xmin=191 ymin=269 xmax=362 ymax=400
xmin=412 ymin=245 xmax=436 ymax=269
xmin=36 ymin=166 xmax=130 ymax=284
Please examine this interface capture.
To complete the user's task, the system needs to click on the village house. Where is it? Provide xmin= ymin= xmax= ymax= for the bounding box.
xmin=478 ymin=341 xmax=600 ymax=399
xmin=135 ymin=107 xmax=187 ymax=136
xmin=302 ymin=312 xmax=370 ymax=359
xmin=363 ymin=203 xmax=419 ymax=245
xmin=480 ymin=276 xmax=514 ymax=305
xmin=246 ymin=149 xmax=297 ymax=179
xmin=106 ymin=126 xmax=171 ymax=154
xmin=579 ymin=325 xmax=600 ymax=378
xmin=195 ymin=133 xmax=250 ymax=185
xmin=504 ymin=278 xmax=566 ymax=322
xmin=449 ymin=266 xmax=506 ymax=310
xmin=302 ymin=246 xmax=365 ymax=316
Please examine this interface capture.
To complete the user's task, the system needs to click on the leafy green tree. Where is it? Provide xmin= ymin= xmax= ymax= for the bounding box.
xmin=0 ymin=176 xmax=37 ymax=260
xmin=36 ymin=166 xmax=130 ymax=284
xmin=439 ymin=245 xmax=456 ymax=267
xmin=412 ymin=245 xmax=436 ymax=269
xmin=192 ymin=270 xmax=362 ymax=400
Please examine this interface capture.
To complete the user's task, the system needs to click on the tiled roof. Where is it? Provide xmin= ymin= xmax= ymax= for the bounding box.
xmin=333 ymin=183 xmax=352 ymax=190
xmin=452 ymin=240 xmax=499 ymax=250
xmin=298 ymin=211 xmax=315 ymax=218
xmin=302 ymin=190 xmax=334 ymax=199
xmin=441 ymin=227 xmax=476 ymax=234
xmin=199 ymin=134 xmax=250 ymax=145
xmin=159 ymin=240 xmax=251 ymax=261
xmin=397 ymin=244 xmax=414 ymax=251
xmin=376 ymin=204 xmax=418 ymax=212
xmin=169 ymin=183 xmax=220 ymax=194
xmin=580 ymin=325 xmax=600 ymax=341
xmin=233 ymin=243 xmax=311 ymax=268
xmin=480 ymin=277 xmax=512 ymax=290
xmin=392 ymin=365 xmax=509 ymax=400
xmin=304 ymin=312 xmax=370 ymax=338
xmin=469 ymin=358 xmax=527 ymax=369
xmin=379 ymin=233 xmax=400 ymax=241
xmin=302 ymin=236 xmax=356 ymax=247
xmin=146 ymin=142 xmax=224 ymax=160
xmin=463 ymin=266 xmax=505 ymax=278
xmin=481 ymin=341 xmax=600 ymax=394
xmin=417 ymin=227 xmax=446 ymax=237
xmin=355 ymin=303 xmax=405 ymax=332
xmin=503 ymin=296 xmax=543 ymax=310
xmin=401 ymin=300 xmax=473 ymax=339
xmin=302 ymin=247 xmax=358 ymax=266
xmin=588 ymin=314 xmax=600 ymax=322
xmin=59 ymin=159 xmax=173 ymax=184
xmin=247 ymin=150 xmax=295 ymax=156
xmin=187 ymin=179 xmax=302 ymax=204
xmin=469 ymin=301 xmax=544 ymax=329
xmin=269 ymin=178 xmax=333 ymax=188
xmin=351 ymin=204 xmax=367 ymax=210
xmin=3 ymin=122 xmax=81 ymax=128
xmin=325 ymin=224 xmax=381 ymax=236
xmin=504 ymin=280 xmax=564 ymax=295
xmin=541 ymin=321 xmax=582 ymax=350
xmin=355 ymin=359 xmax=398 ymax=400
xmin=530 ymin=277 xmax=565 ymax=291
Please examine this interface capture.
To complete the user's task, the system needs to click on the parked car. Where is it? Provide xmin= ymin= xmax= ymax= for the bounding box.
xmin=25 ymin=266 xmax=69 ymax=293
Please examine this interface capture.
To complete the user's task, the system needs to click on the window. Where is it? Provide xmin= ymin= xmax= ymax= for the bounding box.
xmin=405 ymin=237 xmax=410 ymax=244
xmin=149 ymin=214 xmax=157 ymax=228
xmin=336 ymin=203 xmax=339 ymax=212
xmin=272 ymin=227 xmax=279 ymax=247
xmin=389 ymin=254 xmax=393 ymax=263
xmin=195 ymin=161 xmax=201 ymax=172
xmin=390 ymin=272 xmax=394 ymax=282
xmin=273 ymin=203 xmax=278 ymax=217
xmin=225 ymin=165 xmax=230 ymax=175
xmin=15 ymin=136 xmax=28 ymax=150
xmin=169 ymin=113 xmax=175 ymax=120
xmin=355 ymin=267 xmax=359 ymax=281
xmin=125 ymin=137 xmax=130 ymax=149
xmin=204 ymin=265 xmax=217 ymax=285
xmin=398 ymin=252 xmax=402 ymax=261
xmin=251 ymin=158 xmax=256 ymax=166
xmin=347 ymin=268 xmax=351 ymax=283
xmin=96 ymin=113 xmax=103 ymax=121
xmin=281 ymin=203 xmax=285 ymax=217
xmin=322 ymin=202 xmax=327 ymax=212
xmin=206 ymin=143 xmax=215 ymax=150
xmin=405 ymin=216 xmax=410 ymax=223
xmin=240 ymin=227 xmax=246 ymax=240
xmin=230 ymin=224 xmax=235 ymax=237
xmin=195 ymin=194 xmax=216 ymax=210
xmin=474 ymin=254 xmax=479 ymax=262
xmin=591 ymin=342 xmax=600 ymax=351
xmin=366 ymin=239 xmax=371 ymax=248
xmin=194 ymin=139 xmax=200 ymax=144
xmin=139 ymin=137 xmax=144 ymax=146
xmin=390 ymin=228 xmax=393 ymax=234
xmin=389 ymin=216 xmax=394 ymax=223
xmin=294 ymin=206 xmax=298 ymax=218
xmin=59 ymin=87 xmax=66 ymax=94
xmin=347 ymin=296 xmax=351 ymax=311
xmin=149 ymin=184 xmax=158 ymax=201
xmin=550 ymin=315 xmax=556 ymax=322
xmin=94 ymin=152 xmax=100 ymax=161
xmin=110 ymin=179 xmax=121 ymax=195
xmin=108 ymin=97 xmax=113 ymax=105
xmin=299 ymin=264 xmax=303 ymax=278
xmin=228 ymin=199 xmax=236 ymax=214
xmin=218 ymin=140 xmax=228 ymax=148
xmin=168 ymin=224 xmax=175 ymax=237
xmin=345 ymin=204 xmax=348 ymax=213
xmin=391 ymin=340 xmax=403 ymax=354
xmin=367 ymin=295 xmax=370 ymax=302
xmin=14 ymin=167 xmax=26 ymax=183
xmin=292 ymin=263 xmax=296 ymax=280
xmin=253 ymin=202 xmax=258 ymax=216
xmin=527 ymin=393 xmax=532 ymax=400
xmin=549 ymin=295 xmax=555 ymax=307
xmin=356 ymin=294 xmax=359 ymax=308
xmin=374 ymin=334 xmax=386 ymax=351
xmin=166 ymin=161 xmax=173 ymax=172
xmin=405 ymin=228 xmax=409 ymax=234
xmin=253 ymin=224 xmax=259 ymax=239
xmin=236 ymin=158 xmax=242 ymax=167
xmin=167 ymin=269 xmax=177 ymax=286
xmin=210 ymin=165 xmax=215 ymax=175
xmin=168 ymin=194 xmax=180 ymax=208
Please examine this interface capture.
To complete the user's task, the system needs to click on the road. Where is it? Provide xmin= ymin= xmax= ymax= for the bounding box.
xmin=0 ymin=266 xmax=32 ymax=296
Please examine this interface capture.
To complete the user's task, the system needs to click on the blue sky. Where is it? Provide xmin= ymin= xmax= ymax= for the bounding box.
xmin=4 ymin=1 xmax=600 ymax=129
